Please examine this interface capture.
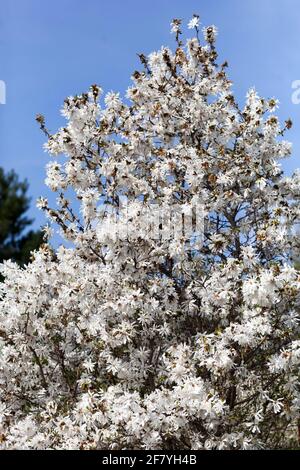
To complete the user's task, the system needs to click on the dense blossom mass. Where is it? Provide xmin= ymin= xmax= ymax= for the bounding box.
xmin=0 ymin=16 xmax=299 ymax=449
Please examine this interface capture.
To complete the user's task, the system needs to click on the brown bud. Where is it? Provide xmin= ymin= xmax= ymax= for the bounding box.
xmin=35 ymin=113 xmax=45 ymax=125
xmin=285 ymin=118 xmax=293 ymax=129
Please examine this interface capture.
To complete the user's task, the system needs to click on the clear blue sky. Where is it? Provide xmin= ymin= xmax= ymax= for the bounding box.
xmin=1 ymin=0 xmax=300 ymax=236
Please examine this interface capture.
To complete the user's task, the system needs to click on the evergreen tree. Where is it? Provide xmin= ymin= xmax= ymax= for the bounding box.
xmin=0 ymin=167 xmax=43 ymax=265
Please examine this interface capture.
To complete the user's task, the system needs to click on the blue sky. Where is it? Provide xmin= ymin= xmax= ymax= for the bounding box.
xmin=1 ymin=0 xmax=300 ymax=236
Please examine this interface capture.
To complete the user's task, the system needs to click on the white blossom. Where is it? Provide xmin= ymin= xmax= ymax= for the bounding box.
xmin=188 ymin=16 xmax=200 ymax=30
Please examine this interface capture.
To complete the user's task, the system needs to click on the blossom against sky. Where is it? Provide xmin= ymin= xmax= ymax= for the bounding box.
xmin=1 ymin=0 xmax=300 ymax=233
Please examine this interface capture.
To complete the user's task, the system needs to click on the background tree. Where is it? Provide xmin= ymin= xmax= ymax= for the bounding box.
xmin=0 ymin=167 xmax=43 ymax=265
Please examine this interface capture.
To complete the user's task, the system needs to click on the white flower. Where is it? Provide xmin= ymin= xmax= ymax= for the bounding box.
xmin=188 ymin=15 xmax=200 ymax=30
xmin=271 ymin=399 xmax=283 ymax=414
xmin=256 ymin=178 xmax=267 ymax=190
xmin=36 ymin=197 xmax=48 ymax=210
xmin=170 ymin=18 xmax=181 ymax=34
xmin=42 ymin=224 xmax=54 ymax=240
xmin=82 ymin=359 xmax=95 ymax=373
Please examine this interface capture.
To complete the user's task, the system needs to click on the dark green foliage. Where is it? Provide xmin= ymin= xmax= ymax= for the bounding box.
xmin=0 ymin=167 xmax=43 ymax=266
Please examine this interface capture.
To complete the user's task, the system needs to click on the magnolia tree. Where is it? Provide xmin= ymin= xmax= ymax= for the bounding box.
xmin=0 ymin=16 xmax=300 ymax=450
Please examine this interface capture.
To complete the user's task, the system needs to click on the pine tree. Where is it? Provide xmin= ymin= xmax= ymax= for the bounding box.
xmin=0 ymin=167 xmax=43 ymax=265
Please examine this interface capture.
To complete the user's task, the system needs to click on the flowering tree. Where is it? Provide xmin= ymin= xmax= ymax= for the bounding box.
xmin=0 ymin=16 xmax=299 ymax=450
